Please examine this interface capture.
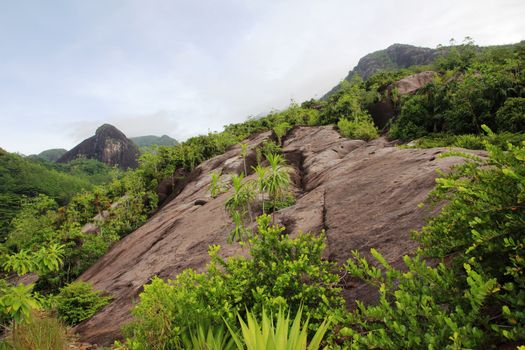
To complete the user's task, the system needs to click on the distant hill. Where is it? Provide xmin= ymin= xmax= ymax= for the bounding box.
xmin=36 ymin=148 xmax=67 ymax=162
xmin=130 ymin=135 xmax=178 ymax=148
xmin=57 ymin=124 xmax=139 ymax=169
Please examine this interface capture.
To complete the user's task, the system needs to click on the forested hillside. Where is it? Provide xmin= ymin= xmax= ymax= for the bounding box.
xmin=130 ymin=135 xmax=179 ymax=148
xmin=34 ymin=149 xmax=67 ymax=162
xmin=0 ymin=154 xmax=115 ymax=242
xmin=0 ymin=39 xmax=524 ymax=349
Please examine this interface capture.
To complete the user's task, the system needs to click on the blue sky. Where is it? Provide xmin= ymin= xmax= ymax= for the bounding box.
xmin=1 ymin=0 xmax=524 ymax=154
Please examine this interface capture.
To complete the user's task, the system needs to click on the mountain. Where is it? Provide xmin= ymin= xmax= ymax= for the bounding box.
xmin=325 ymin=43 xmax=440 ymax=97
xmin=73 ymin=126 xmax=477 ymax=344
xmin=130 ymin=135 xmax=178 ymax=148
xmin=57 ymin=124 xmax=139 ymax=169
xmin=35 ymin=148 xmax=67 ymax=162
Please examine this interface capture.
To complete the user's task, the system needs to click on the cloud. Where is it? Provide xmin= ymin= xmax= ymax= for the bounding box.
xmin=1 ymin=0 xmax=524 ymax=154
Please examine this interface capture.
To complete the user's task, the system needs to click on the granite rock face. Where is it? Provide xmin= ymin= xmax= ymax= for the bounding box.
xmin=369 ymin=71 xmax=437 ymax=129
xmin=57 ymin=124 xmax=139 ymax=169
xmin=74 ymin=126 xmax=477 ymax=345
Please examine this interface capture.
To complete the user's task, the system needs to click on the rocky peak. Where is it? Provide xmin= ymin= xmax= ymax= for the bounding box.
xmin=95 ymin=124 xmax=127 ymax=138
xmin=324 ymin=43 xmax=440 ymax=97
xmin=57 ymin=124 xmax=139 ymax=169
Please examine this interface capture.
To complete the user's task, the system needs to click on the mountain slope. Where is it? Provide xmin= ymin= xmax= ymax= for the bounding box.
xmin=57 ymin=124 xmax=139 ymax=169
xmin=74 ymin=126 xmax=478 ymax=344
xmin=0 ymin=152 xmax=101 ymax=241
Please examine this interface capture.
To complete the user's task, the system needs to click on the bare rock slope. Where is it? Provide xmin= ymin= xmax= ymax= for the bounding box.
xmin=75 ymin=126 xmax=469 ymax=345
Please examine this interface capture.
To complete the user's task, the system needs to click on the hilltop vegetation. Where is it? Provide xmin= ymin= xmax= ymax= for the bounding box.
xmin=130 ymin=135 xmax=178 ymax=148
xmin=33 ymin=148 xmax=67 ymax=162
xmin=0 ymin=39 xmax=524 ymax=349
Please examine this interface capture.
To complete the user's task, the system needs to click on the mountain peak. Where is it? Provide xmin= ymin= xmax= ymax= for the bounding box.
xmin=58 ymin=124 xmax=139 ymax=168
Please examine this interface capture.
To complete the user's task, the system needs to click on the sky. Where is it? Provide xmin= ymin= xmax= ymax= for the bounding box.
xmin=0 ymin=0 xmax=524 ymax=154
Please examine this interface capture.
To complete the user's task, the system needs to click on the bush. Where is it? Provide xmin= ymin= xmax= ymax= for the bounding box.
xmin=496 ymin=97 xmax=525 ymax=132
xmin=452 ymin=134 xmax=485 ymax=149
xmin=54 ymin=281 xmax=111 ymax=326
xmin=123 ymin=215 xmax=344 ymax=349
xmin=340 ymin=135 xmax=525 ymax=348
xmin=388 ymin=94 xmax=431 ymax=141
xmin=337 ymin=117 xmax=379 ymax=141
xmin=1 ymin=312 xmax=71 ymax=350
xmin=405 ymin=132 xmax=525 ymax=151
xmin=414 ymin=136 xmax=525 ymax=344
xmin=343 ymin=250 xmax=494 ymax=349
xmin=389 ymin=120 xmax=427 ymax=141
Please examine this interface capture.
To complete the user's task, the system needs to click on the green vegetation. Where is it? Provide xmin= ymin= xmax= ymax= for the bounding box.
xmin=0 ymin=312 xmax=71 ymax=350
xmin=34 ymin=148 xmax=67 ymax=162
xmin=403 ymin=131 xmax=525 ymax=150
xmin=122 ymin=214 xmax=343 ymax=349
xmin=219 ymin=147 xmax=293 ymax=242
xmin=130 ymin=135 xmax=179 ymax=148
xmin=54 ymin=281 xmax=111 ymax=326
xmin=337 ymin=117 xmax=378 ymax=141
xmin=0 ymin=154 xmax=116 ymax=241
xmin=228 ymin=308 xmax=330 ymax=350
xmin=389 ymin=39 xmax=525 ymax=141
xmin=339 ymin=133 xmax=525 ymax=348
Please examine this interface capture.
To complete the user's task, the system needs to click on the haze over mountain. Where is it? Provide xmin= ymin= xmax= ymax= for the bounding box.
xmin=1 ymin=0 xmax=524 ymax=155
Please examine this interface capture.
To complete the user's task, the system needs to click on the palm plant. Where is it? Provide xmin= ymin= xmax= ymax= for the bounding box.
xmin=253 ymin=164 xmax=269 ymax=214
xmin=227 ymin=307 xmax=330 ymax=350
xmin=239 ymin=144 xmax=254 ymax=223
xmin=265 ymin=153 xmax=290 ymax=220
xmin=209 ymin=171 xmax=225 ymax=198
xmin=225 ymin=174 xmax=256 ymax=242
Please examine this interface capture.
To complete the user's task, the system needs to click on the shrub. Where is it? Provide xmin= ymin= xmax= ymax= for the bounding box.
xmin=273 ymin=122 xmax=291 ymax=145
xmin=343 ymin=250 xmax=494 ymax=349
xmin=1 ymin=312 xmax=71 ymax=350
xmin=414 ymin=134 xmax=525 ymax=344
xmin=389 ymin=120 xmax=428 ymax=141
xmin=337 ymin=117 xmax=379 ymax=141
xmin=452 ymin=134 xmax=484 ymax=149
xmin=388 ymin=94 xmax=431 ymax=141
xmin=339 ymin=131 xmax=525 ymax=348
xmin=496 ymin=97 xmax=525 ymax=132
xmin=54 ymin=281 xmax=111 ymax=326
xmin=406 ymin=132 xmax=525 ymax=151
xmin=123 ymin=215 xmax=344 ymax=349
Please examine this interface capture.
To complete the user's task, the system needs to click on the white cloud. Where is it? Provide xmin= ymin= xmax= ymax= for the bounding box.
xmin=0 ymin=0 xmax=524 ymax=154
